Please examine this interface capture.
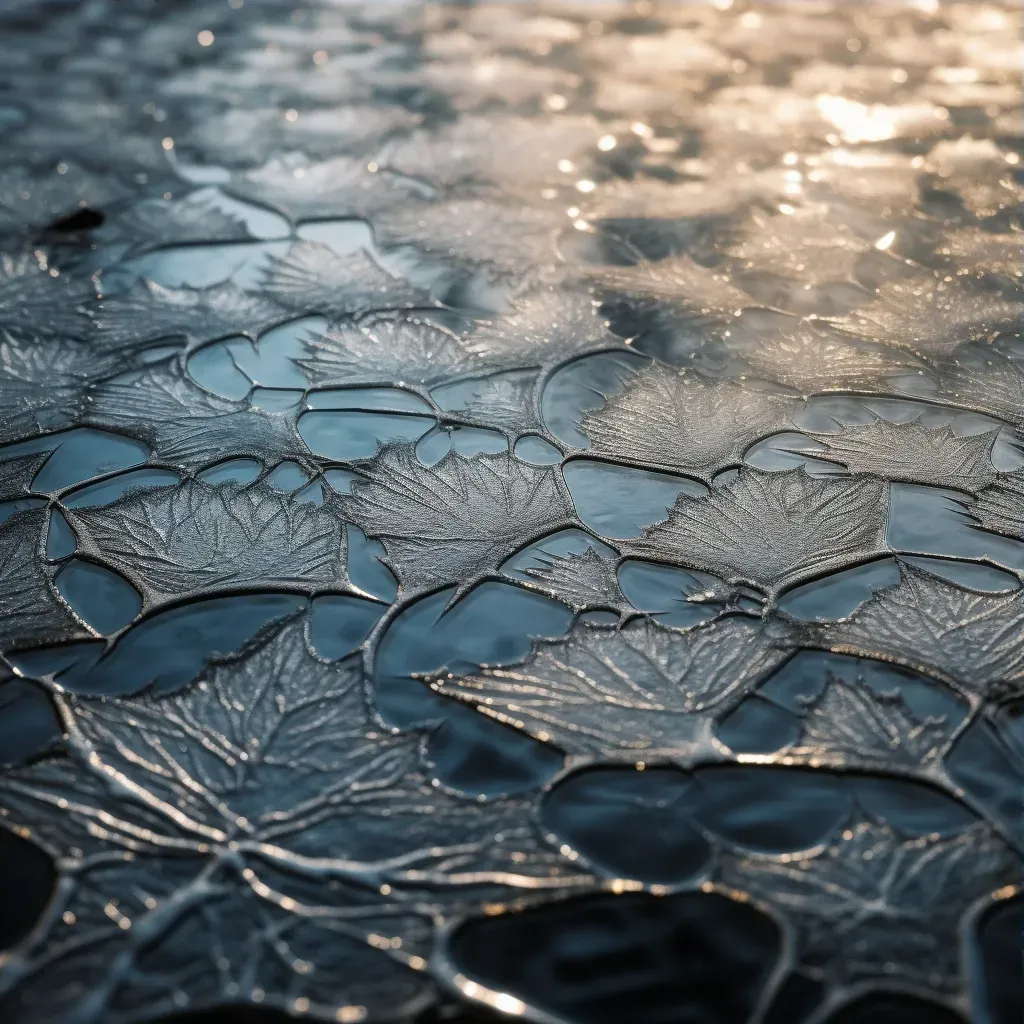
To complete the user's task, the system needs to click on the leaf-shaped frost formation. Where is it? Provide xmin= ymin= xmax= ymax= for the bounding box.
xmin=372 ymin=198 xmax=566 ymax=281
xmin=0 ymin=619 xmax=584 ymax=1023
xmin=0 ymin=450 xmax=50 ymax=501
xmin=589 ymin=254 xmax=752 ymax=327
xmin=812 ymin=562 xmax=1024 ymax=701
xmin=87 ymin=362 xmax=302 ymax=470
xmin=227 ymin=155 xmax=420 ymax=224
xmin=804 ymin=418 xmax=998 ymax=491
xmin=94 ymin=280 xmax=287 ymax=353
xmin=0 ymin=332 xmax=86 ymax=443
xmin=715 ymin=817 xmax=1017 ymax=999
xmin=299 ymin=314 xmax=480 ymax=388
xmin=929 ymin=350 xmax=1024 ymax=429
xmin=433 ymin=371 xmax=544 ymax=436
xmin=0 ymin=163 xmax=128 ymax=240
xmin=828 ymin=275 xmax=1023 ymax=355
xmin=581 ymin=364 xmax=799 ymax=482
xmin=735 ymin=322 xmax=921 ymax=394
xmin=378 ymin=114 xmax=603 ymax=193
xmin=788 ymin=673 xmax=955 ymax=770
xmin=262 ymin=241 xmax=433 ymax=318
xmin=466 ymin=289 xmax=623 ymax=368
xmin=0 ymin=508 xmax=89 ymax=652
xmin=66 ymin=480 xmax=349 ymax=607
xmin=520 ymin=547 xmax=630 ymax=617
xmin=0 ymin=251 xmax=95 ymax=339
xmin=726 ymin=208 xmax=876 ymax=284
xmin=627 ymin=469 xmax=889 ymax=597
xmin=341 ymin=446 xmax=576 ymax=594
xmin=969 ymin=471 xmax=1024 ymax=538
xmin=430 ymin=616 xmax=789 ymax=761
xmin=108 ymin=196 xmax=254 ymax=255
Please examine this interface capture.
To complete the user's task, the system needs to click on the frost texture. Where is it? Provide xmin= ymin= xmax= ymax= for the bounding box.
xmin=0 ymin=332 xmax=87 ymax=443
xmin=581 ymin=364 xmax=799 ymax=481
xmin=67 ymin=480 xmax=350 ymax=607
xmin=0 ymin=508 xmax=89 ymax=652
xmin=735 ymin=322 xmax=921 ymax=394
xmin=716 ymin=818 xmax=1018 ymax=1002
xmin=467 ymin=289 xmax=624 ymax=368
xmin=94 ymin=281 xmax=287 ymax=352
xmin=519 ymin=547 xmax=630 ymax=618
xmin=0 ymin=451 xmax=50 ymax=502
xmin=969 ymin=471 xmax=1024 ymax=538
xmin=431 ymin=616 xmax=788 ymax=761
xmin=87 ymin=362 xmax=302 ymax=470
xmin=589 ymin=255 xmax=752 ymax=331
xmin=805 ymin=418 xmax=998 ymax=491
xmin=108 ymin=196 xmax=254 ymax=255
xmin=726 ymin=209 xmax=876 ymax=285
xmin=378 ymin=114 xmax=604 ymax=193
xmin=372 ymin=198 xmax=566 ymax=282
xmin=0 ymin=619 xmax=583 ymax=1023
xmin=789 ymin=673 xmax=955 ymax=771
xmin=226 ymin=156 xmax=420 ymax=225
xmin=628 ymin=469 xmax=889 ymax=597
xmin=0 ymin=252 xmax=95 ymax=340
xmin=433 ymin=371 xmax=544 ymax=436
xmin=811 ymin=562 xmax=1024 ymax=701
xmin=929 ymin=350 xmax=1024 ymax=429
xmin=341 ymin=446 xmax=576 ymax=594
xmin=0 ymin=1 xmax=1021 ymax=1020
xmin=828 ymin=275 xmax=1023 ymax=355
xmin=299 ymin=315 xmax=479 ymax=388
xmin=263 ymin=242 xmax=433 ymax=318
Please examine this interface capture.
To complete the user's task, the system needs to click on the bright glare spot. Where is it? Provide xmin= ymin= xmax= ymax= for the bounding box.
xmin=545 ymin=94 xmax=568 ymax=111
xmin=575 ymin=179 xmax=596 ymax=193
xmin=336 ymin=1008 xmax=367 ymax=1023
xmin=197 ymin=30 xmax=215 ymax=46
xmin=597 ymin=134 xmax=617 ymax=151
xmin=284 ymin=108 xmax=299 ymax=122
xmin=557 ymin=159 xmax=574 ymax=173
xmin=630 ymin=121 xmax=653 ymax=138
xmin=874 ymin=230 xmax=897 ymax=251
xmin=778 ymin=203 xmax=796 ymax=215
xmin=161 ymin=137 xmax=174 ymax=151
xmin=492 ymin=993 xmax=528 ymax=1015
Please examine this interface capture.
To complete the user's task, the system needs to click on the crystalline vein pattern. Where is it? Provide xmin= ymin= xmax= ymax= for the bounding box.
xmin=0 ymin=2 xmax=1021 ymax=1023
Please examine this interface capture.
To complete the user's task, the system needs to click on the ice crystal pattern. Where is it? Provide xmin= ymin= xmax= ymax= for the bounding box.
xmin=0 ymin=2 xmax=1021 ymax=1023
